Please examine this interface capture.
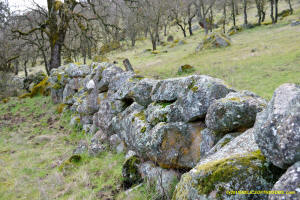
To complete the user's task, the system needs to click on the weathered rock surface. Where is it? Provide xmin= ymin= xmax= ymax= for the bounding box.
xmin=173 ymin=129 xmax=281 ymax=200
xmin=175 ymin=75 xmax=234 ymax=122
xmin=115 ymin=103 xmax=215 ymax=169
xmin=206 ymin=91 xmax=267 ymax=135
xmin=254 ymin=83 xmax=300 ymax=169
xmin=139 ymin=161 xmax=180 ymax=198
xmin=269 ymin=161 xmax=300 ymax=200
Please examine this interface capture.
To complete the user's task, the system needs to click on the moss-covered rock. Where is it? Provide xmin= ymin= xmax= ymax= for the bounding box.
xmin=19 ymin=77 xmax=50 ymax=99
xmin=196 ymin=32 xmax=231 ymax=51
xmin=173 ymin=151 xmax=280 ymax=200
xmin=173 ymin=128 xmax=284 ymax=200
xmin=122 ymin=155 xmax=142 ymax=189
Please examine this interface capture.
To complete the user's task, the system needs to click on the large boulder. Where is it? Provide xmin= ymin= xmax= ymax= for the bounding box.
xmin=151 ymin=77 xmax=192 ymax=102
xmin=254 ymin=84 xmax=300 ymax=169
xmin=206 ymin=91 xmax=267 ymax=136
xmin=174 ymin=75 xmax=234 ymax=122
xmin=173 ymin=129 xmax=281 ymax=200
xmin=146 ymin=122 xmax=215 ymax=169
xmin=269 ymin=161 xmax=300 ymax=200
xmin=115 ymin=104 xmax=216 ymax=169
xmin=151 ymin=75 xmax=233 ymax=122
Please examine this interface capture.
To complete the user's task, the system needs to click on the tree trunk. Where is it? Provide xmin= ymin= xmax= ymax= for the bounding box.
xmin=152 ymin=40 xmax=157 ymax=51
xmin=24 ymin=60 xmax=28 ymax=78
xmin=164 ymin=24 xmax=167 ymax=36
xmin=188 ymin=18 xmax=193 ymax=36
xmin=131 ymin=37 xmax=136 ymax=47
xmin=223 ymin=3 xmax=227 ymax=33
xmin=14 ymin=62 xmax=19 ymax=75
xmin=235 ymin=1 xmax=239 ymax=15
xmin=209 ymin=8 xmax=213 ymax=32
xmin=275 ymin=0 xmax=279 ymax=23
xmin=88 ymin=44 xmax=92 ymax=59
xmin=231 ymin=0 xmax=236 ymax=27
xmin=42 ymin=50 xmax=50 ymax=75
xmin=49 ymin=42 xmax=62 ymax=71
xmin=243 ymin=0 xmax=248 ymax=25
xmin=177 ymin=23 xmax=187 ymax=37
xmin=270 ymin=0 xmax=275 ymax=24
xmin=255 ymin=0 xmax=262 ymax=25
xmin=261 ymin=10 xmax=266 ymax=22
xmin=287 ymin=0 xmax=293 ymax=14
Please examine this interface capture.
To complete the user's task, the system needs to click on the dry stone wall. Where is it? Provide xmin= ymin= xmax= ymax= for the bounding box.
xmin=49 ymin=63 xmax=300 ymax=199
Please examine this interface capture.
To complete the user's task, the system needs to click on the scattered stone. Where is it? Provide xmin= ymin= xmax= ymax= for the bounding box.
xmin=254 ymin=83 xmax=300 ymax=169
xmin=291 ymin=20 xmax=300 ymax=26
xmin=167 ymin=35 xmax=174 ymax=42
xmin=177 ymin=40 xmax=186 ymax=45
xmin=196 ymin=32 xmax=231 ymax=52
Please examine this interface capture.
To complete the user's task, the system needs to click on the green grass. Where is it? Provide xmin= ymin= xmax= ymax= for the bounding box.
xmin=0 ymin=96 xmax=141 ymax=200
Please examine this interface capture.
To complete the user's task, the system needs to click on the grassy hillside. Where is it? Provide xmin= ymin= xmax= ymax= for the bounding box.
xmin=108 ymin=7 xmax=300 ymax=100
xmin=0 ymin=96 xmax=155 ymax=199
